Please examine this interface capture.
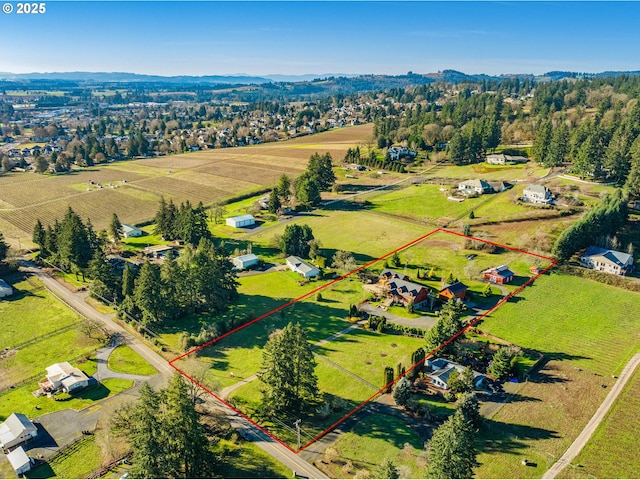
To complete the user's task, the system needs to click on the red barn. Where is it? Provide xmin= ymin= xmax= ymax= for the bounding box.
xmin=482 ymin=265 xmax=514 ymax=285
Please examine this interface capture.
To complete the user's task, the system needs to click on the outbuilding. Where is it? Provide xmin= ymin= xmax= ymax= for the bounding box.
xmin=286 ymin=256 xmax=320 ymax=278
xmin=232 ymin=254 xmax=259 ymax=270
xmin=6 ymin=446 xmax=32 ymax=475
xmin=0 ymin=279 xmax=13 ymax=298
xmin=226 ymin=214 xmax=256 ymax=228
xmin=121 ymin=223 xmax=143 ymax=238
xmin=0 ymin=414 xmax=38 ymax=451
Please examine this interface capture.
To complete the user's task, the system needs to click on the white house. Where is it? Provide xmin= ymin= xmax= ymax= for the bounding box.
xmin=458 ymin=179 xmax=493 ymax=195
xmin=121 ymin=223 xmax=143 ymax=238
xmin=580 ymin=247 xmax=634 ymax=276
xmin=232 ymin=254 xmax=259 ymax=270
xmin=486 ymin=153 xmax=528 ymax=165
xmin=226 ymin=214 xmax=255 ymax=228
xmin=39 ymin=362 xmax=90 ymax=394
xmin=424 ymin=358 xmax=486 ymax=392
xmin=0 ymin=414 xmax=38 ymax=451
xmin=522 ymin=184 xmax=553 ymax=205
xmin=388 ymin=146 xmax=409 ymax=161
xmin=0 ymin=279 xmax=13 ymax=298
xmin=286 ymin=256 xmax=320 ymax=278
xmin=6 ymin=446 xmax=32 ymax=475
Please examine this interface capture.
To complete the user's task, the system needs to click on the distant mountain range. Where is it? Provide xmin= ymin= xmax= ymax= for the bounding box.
xmin=2 ymin=69 xmax=640 ymax=86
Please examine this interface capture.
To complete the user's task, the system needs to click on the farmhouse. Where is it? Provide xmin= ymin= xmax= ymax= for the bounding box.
xmin=0 ymin=279 xmax=13 ymax=298
xmin=378 ymin=269 xmax=430 ymax=309
xmin=6 ymin=446 xmax=32 ymax=475
xmin=522 ymin=184 xmax=553 ymax=205
xmin=121 ymin=223 xmax=143 ymax=238
xmin=39 ymin=362 xmax=90 ymax=394
xmin=458 ymin=179 xmax=493 ymax=195
xmin=232 ymin=253 xmax=259 ymax=270
xmin=438 ymin=281 xmax=468 ymax=301
xmin=286 ymin=256 xmax=320 ymax=278
xmin=424 ymin=358 xmax=486 ymax=392
xmin=0 ymin=414 xmax=38 ymax=451
xmin=226 ymin=214 xmax=256 ymax=228
xmin=143 ymin=245 xmax=178 ymax=259
xmin=483 ymin=265 xmax=515 ymax=284
xmin=580 ymin=246 xmax=634 ymax=276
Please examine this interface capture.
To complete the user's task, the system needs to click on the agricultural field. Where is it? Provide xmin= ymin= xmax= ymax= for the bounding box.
xmin=427 ymin=162 xmax=549 ymax=182
xmin=471 ymin=272 xmax=640 ymax=478
xmin=557 ymin=367 xmax=640 ymax=479
xmin=0 ymin=125 xmax=372 ymax=246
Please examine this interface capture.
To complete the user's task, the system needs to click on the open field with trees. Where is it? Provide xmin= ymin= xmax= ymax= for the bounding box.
xmin=0 ymin=125 xmax=372 ymax=245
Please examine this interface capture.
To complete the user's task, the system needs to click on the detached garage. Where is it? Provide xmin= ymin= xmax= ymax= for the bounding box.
xmin=226 ymin=214 xmax=255 ymax=228
xmin=232 ymin=254 xmax=259 ymax=270
xmin=0 ymin=279 xmax=13 ymax=299
xmin=7 ymin=446 xmax=33 ymax=475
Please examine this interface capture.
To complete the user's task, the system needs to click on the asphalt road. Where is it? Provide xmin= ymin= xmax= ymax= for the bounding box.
xmin=542 ymin=353 xmax=640 ymax=479
xmin=20 ymin=261 xmax=328 ymax=479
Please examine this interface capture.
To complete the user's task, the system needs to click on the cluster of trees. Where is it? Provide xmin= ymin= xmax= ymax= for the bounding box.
xmin=447 ymin=116 xmax=501 ymax=164
xmin=279 ymin=224 xmax=315 ymax=258
xmin=552 ymin=191 xmax=628 ymax=261
xmin=424 ymin=298 xmax=465 ymax=355
xmin=293 ymin=152 xmax=336 ymax=208
xmin=119 ymin=239 xmax=238 ymax=327
xmin=257 ymin=322 xmax=319 ymax=415
xmin=32 ymin=207 xmax=102 ymax=272
xmin=154 ymin=198 xmax=211 ymax=246
xmin=111 ymin=375 xmax=214 ymax=478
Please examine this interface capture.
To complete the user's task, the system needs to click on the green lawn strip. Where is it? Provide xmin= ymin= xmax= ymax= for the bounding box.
xmin=247 ymin=209 xmax=427 ymax=265
xmin=0 ymin=279 xmax=82 ymax=348
xmin=427 ymin=162 xmax=534 ymax=181
xmin=558 ymin=367 xmax=640 ymax=479
xmin=0 ymin=379 xmax=133 ymax=420
xmin=365 ymin=183 xmax=487 ymax=223
xmin=0 ymin=328 xmax=104 ymax=387
xmin=53 ymin=270 xmax=89 ymax=289
xmin=122 ymin=231 xmax=169 ymax=253
xmin=213 ymin=437 xmax=293 ymax=479
xmin=478 ymin=272 xmax=640 ymax=376
xmin=27 ymin=436 xmax=103 ymax=479
xmin=107 ymin=345 xmax=157 ymax=376
xmin=314 ymin=328 xmax=424 ymax=386
xmin=328 ymin=412 xmax=426 ymax=478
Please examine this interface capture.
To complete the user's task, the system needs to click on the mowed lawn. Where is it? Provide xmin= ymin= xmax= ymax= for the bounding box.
xmin=557 ymin=366 xmax=640 ymax=479
xmin=479 ymin=272 xmax=640 ymax=376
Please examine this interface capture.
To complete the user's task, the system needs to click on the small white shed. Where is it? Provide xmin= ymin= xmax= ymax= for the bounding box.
xmin=226 ymin=214 xmax=256 ymax=228
xmin=121 ymin=223 xmax=143 ymax=238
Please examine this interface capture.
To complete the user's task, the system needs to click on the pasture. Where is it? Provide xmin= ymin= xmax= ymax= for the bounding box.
xmin=0 ymin=125 xmax=372 ymax=245
xmin=557 ymin=367 xmax=640 ymax=479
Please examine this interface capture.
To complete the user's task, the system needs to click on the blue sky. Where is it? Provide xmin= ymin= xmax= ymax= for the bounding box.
xmin=1 ymin=1 xmax=639 ymax=76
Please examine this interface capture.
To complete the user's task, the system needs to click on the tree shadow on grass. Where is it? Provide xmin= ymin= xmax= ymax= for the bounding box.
xmin=71 ymin=382 xmax=111 ymax=401
xmin=25 ymin=463 xmax=55 ymax=479
xmin=479 ymin=418 xmax=560 ymax=455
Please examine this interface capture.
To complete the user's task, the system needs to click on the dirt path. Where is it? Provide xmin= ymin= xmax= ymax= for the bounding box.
xmin=542 ymin=353 xmax=640 ymax=479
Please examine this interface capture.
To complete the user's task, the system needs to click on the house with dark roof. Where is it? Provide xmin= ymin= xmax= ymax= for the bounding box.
xmin=580 ymin=247 xmax=634 ymax=276
xmin=483 ymin=265 xmax=515 ymax=284
xmin=378 ymin=269 xmax=430 ymax=309
xmin=0 ymin=413 xmax=38 ymax=451
xmin=438 ymin=281 xmax=468 ymax=301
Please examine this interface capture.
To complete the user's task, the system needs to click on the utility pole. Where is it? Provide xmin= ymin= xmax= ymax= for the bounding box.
xmin=294 ymin=419 xmax=301 ymax=450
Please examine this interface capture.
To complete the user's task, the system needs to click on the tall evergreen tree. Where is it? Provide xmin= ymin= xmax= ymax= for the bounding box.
xmin=426 ymin=409 xmax=478 ymax=479
xmin=279 ymin=224 xmax=315 ymax=258
xmin=267 ymin=189 xmax=281 ymax=214
xmin=57 ymin=207 xmax=92 ymax=270
xmin=122 ymin=262 xmax=137 ymax=298
xmin=109 ymin=213 xmax=123 ymax=242
xmin=134 ymin=261 xmax=165 ymax=326
xmin=258 ymin=322 xmax=319 ymax=415
xmin=0 ymin=232 xmax=7 ymax=264
xmin=277 ymin=173 xmax=291 ymax=203
xmin=129 ymin=383 xmax=167 ymax=479
xmin=307 ymin=152 xmax=335 ymax=191
xmin=32 ymin=220 xmax=45 ymax=251
xmin=424 ymin=298 xmax=465 ymax=355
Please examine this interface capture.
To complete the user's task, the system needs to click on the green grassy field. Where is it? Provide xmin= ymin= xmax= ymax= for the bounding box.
xmin=0 ymin=278 xmax=82 ymax=349
xmin=557 ymin=367 xmax=640 ymax=479
xmin=427 ymin=162 xmax=540 ymax=181
xmin=478 ymin=272 xmax=640 ymax=376
xmin=213 ymin=437 xmax=293 ymax=479
xmin=27 ymin=436 xmax=103 ymax=479
xmin=107 ymin=345 xmax=158 ymax=376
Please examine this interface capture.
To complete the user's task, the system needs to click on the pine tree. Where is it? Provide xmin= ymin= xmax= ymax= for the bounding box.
xmin=489 ymin=346 xmax=515 ymax=381
xmin=426 ymin=410 xmax=479 ymax=479
xmin=267 ymin=189 xmax=281 ymax=214
xmin=277 ymin=173 xmax=291 ymax=203
xmin=258 ymin=323 xmax=319 ymax=415
xmin=393 ymin=377 xmax=411 ymax=407
xmin=129 ymin=383 xmax=167 ymax=478
xmin=457 ymin=392 xmax=482 ymax=430
xmin=0 ymin=232 xmax=7 ymax=264
xmin=134 ymin=261 xmax=165 ymax=326
xmin=424 ymin=298 xmax=464 ymax=355
xmin=32 ymin=219 xmax=46 ymax=251
xmin=109 ymin=213 xmax=123 ymax=242
xmin=121 ymin=262 xmax=136 ymax=298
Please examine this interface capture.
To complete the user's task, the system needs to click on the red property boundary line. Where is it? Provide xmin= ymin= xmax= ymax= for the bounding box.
xmin=169 ymin=228 xmax=557 ymax=454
